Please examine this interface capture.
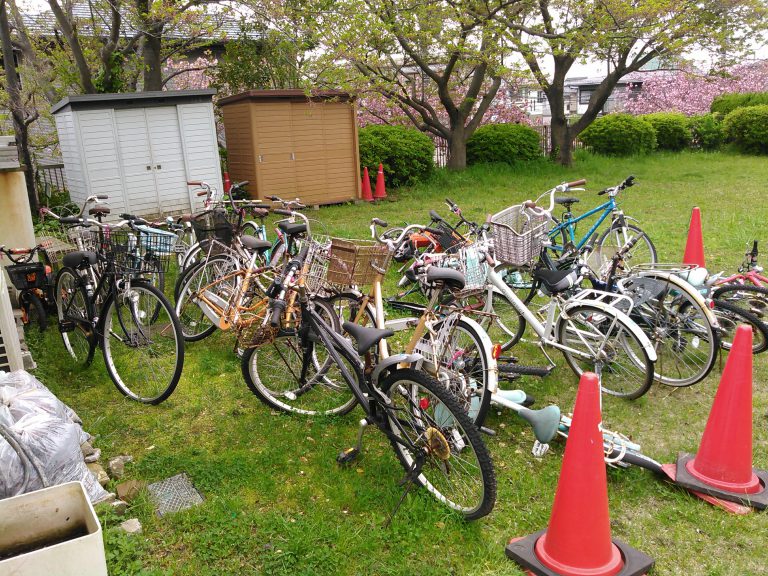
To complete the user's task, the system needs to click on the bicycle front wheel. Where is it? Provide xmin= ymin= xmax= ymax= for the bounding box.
xmin=382 ymin=368 xmax=496 ymax=520
xmin=557 ymin=303 xmax=654 ymax=399
xmin=102 ymin=281 xmax=184 ymax=404
xmin=596 ymin=223 xmax=657 ymax=270
xmin=241 ymin=299 xmax=357 ymax=416
xmin=483 ymin=288 xmax=525 ymax=351
xmin=55 ymin=266 xmax=95 ymax=367
xmin=713 ymin=299 xmax=768 ymax=354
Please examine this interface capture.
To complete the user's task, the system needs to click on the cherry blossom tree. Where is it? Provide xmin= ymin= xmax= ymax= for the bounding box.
xmin=620 ymin=60 xmax=768 ymax=116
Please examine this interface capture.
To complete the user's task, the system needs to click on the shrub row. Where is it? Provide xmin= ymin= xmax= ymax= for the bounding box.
xmin=710 ymin=92 xmax=768 ymax=116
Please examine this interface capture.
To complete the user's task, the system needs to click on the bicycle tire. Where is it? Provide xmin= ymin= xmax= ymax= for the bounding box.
xmin=557 ymin=303 xmax=654 ymax=399
xmin=417 ymin=317 xmax=493 ymax=426
xmin=625 ymin=274 xmax=719 ymax=387
xmin=613 ymin=448 xmax=664 ymax=475
xmin=382 ymin=368 xmax=496 ymax=520
xmin=713 ymin=299 xmax=768 ymax=354
xmin=101 ymin=280 xmax=184 ymax=404
xmin=54 ymin=266 xmax=95 ymax=367
xmin=483 ymin=288 xmax=526 ymax=351
xmin=596 ymin=223 xmax=657 ymax=270
xmin=241 ymin=298 xmax=358 ymax=416
xmin=175 ymin=254 xmax=242 ymax=341
xmin=20 ymin=291 xmax=48 ymax=331
xmin=498 ymin=363 xmax=551 ymax=377
xmin=712 ymin=284 xmax=768 ymax=327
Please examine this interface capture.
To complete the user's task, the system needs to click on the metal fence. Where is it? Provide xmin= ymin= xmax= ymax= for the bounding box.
xmin=35 ymin=163 xmax=67 ymax=201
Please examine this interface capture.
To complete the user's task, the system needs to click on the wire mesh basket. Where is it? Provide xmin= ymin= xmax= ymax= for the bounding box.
xmin=235 ymin=295 xmax=278 ymax=349
xmin=433 ymin=221 xmax=465 ymax=253
xmin=192 ymin=209 xmax=239 ymax=246
xmin=301 ymin=236 xmax=332 ymax=295
xmin=38 ymin=227 xmax=101 ymax=267
xmin=491 ymin=204 xmax=549 ymax=267
xmin=326 ymin=238 xmax=392 ymax=287
xmin=457 ymin=246 xmax=487 ymax=292
xmin=414 ymin=313 xmax=460 ymax=370
xmin=104 ymin=227 xmax=177 ymax=275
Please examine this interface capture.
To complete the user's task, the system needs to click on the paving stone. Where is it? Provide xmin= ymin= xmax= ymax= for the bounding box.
xmin=116 ymin=480 xmax=144 ymax=502
xmin=119 ymin=518 xmax=142 ymax=535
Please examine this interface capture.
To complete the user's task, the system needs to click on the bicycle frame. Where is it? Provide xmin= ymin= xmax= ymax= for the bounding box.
xmin=549 ymin=196 xmax=616 ymax=253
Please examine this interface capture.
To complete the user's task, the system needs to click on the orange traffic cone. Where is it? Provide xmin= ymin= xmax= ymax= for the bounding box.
xmin=374 ymin=163 xmax=387 ymax=199
xmin=506 ymin=372 xmax=654 ymax=576
xmin=683 ymin=207 xmax=705 ymax=268
xmin=223 ymin=171 xmax=232 ymax=194
xmin=666 ymin=325 xmax=768 ymax=511
xmin=361 ymin=167 xmax=373 ymax=202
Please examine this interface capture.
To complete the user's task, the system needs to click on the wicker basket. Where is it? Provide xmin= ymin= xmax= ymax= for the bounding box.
xmin=491 ymin=204 xmax=549 ymax=267
xmin=326 ymin=238 xmax=392 ymax=287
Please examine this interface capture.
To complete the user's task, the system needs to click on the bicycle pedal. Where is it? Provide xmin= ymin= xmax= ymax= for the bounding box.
xmin=337 ymin=447 xmax=360 ymax=465
xmin=58 ymin=320 xmax=75 ymax=333
xmin=479 ymin=426 xmax=496 ymax=437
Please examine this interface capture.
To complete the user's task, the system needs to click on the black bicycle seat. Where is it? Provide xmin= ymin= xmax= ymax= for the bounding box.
xmin=240 ymin=236 xmax=271 ymax=252
xmin=63 ymin=251 xmax=98 ymax=270
xmin=277 ymin=220 xmax=307 ymax=236
xmin=425 ymin=267 xmax=466 ymax=291
xmin=532 ymin=268 xmax=578 ymax=294
xmin=554 ymin=197 xmax=580 ymax=207
xmin=342 ymin=322 xmax=394 ymax=353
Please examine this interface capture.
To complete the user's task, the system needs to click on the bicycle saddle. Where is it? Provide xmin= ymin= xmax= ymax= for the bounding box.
xmin=554 ymin=197 xmax=580 ymax=207
xmin=178 ymin=214 xmax=195 ymax=223
xmin=240 ymin=236 xmax=271 ymax=252
xmin=88 ymin=203 xmax=111 ymax=216
xmin=532 ymin=267 xmax=578 ymax=294
xmin=342 ymin=322 xmax=394 ymax=353
xmin=277 ymin=220 xmax=307 ymax=236
xmin=63 ymin=251 xmax=98 ymax=270
xmin=425 ymin=267 xmax=466 ymax=291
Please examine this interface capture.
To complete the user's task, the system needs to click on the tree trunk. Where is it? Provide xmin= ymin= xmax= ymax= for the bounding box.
xmin=46 ymin=0 xmax=96 ymax=92
xmin=0 ymin=0 xmax=37 ymax=211
xmin=142 ymin=24 xmax=163 ymax=91
xmin=550 ymin=118 xmax=574 ymax=167
xmin=446 ymin=121 xmax=467 ymax=170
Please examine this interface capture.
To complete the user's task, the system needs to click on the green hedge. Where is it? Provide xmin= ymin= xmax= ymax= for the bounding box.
xmin=639 ymin=112 xmax=691 ymax=151
xmin=358 ymin=125 xmax=435 ymax=188
xmin=688 ymin=114 xmax=723 ymax=151
xmin=466 ymin=123 xmax=541 ymax=165
xmin=710 ymin=92 xmax=768 ymax=116
xmin=723 ymin=105 xmax=768 ymax=154
xmin=579 ymin=114 xmax=657 ymax=156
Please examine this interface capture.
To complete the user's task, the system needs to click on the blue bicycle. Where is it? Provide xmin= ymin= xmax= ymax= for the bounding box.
xmin=547 ymin=176 xmax=657 ymax=268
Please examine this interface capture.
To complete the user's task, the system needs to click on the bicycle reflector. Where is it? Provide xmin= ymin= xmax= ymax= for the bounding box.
xmin=419 ymin=397 xmax=430 ymax=410
xmin=492 ymin=343 xmax=502 ymax=360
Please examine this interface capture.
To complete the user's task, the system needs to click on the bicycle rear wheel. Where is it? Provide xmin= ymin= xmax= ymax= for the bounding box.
xmin=102 ymin=281 xmax=184 ymax=404
xmin=713 ymin=300 xmax=768 ymax=354
xmin=54 ymin=267 xmax=95 ymax=367
xmin=596 ymin=223 xmax=657 ymax=270
xmin=382 ymin=368 xmax=496 ymax=520
xmin=483 ymin=288 xmax=525 ymax=351
xmin=713 ymin=284 xmax=768 ymax=328
xmin=557 ymin=303 xmax=654 ymax=399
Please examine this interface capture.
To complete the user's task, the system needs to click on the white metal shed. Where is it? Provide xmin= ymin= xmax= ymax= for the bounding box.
xmin=51 ymin=90 xmax=223 ymax=218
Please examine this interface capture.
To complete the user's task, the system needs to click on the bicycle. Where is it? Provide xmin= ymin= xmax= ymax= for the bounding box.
xmin=53 ymin=213 xmax=185 ymax=404
xmin=546 ymin=176 xmax=657 ymax=268
xmin=242 ymin=232 xmax=497 ymax=520
xmin=0 ymin=244 xmax=56 ymax=331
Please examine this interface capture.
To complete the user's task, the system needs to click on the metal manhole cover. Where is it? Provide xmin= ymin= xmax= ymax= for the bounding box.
xmin=147 ymin=473 xmax=204 ymax=517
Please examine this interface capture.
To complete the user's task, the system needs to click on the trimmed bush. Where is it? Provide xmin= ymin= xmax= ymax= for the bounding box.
xmin=466 ymin=123 xmax=541 ymax=165
xmin=579 ymin=114 xmax=657 ymax=156
xmin=358 ymin=125 xmax=434 ymax=188
xmin=711 ymin=92 xmax=768 ymax=116
xmin=688 ymin=114 xmax=723 ymax=150
xmin=640 ymin=112 xmax=691 ymax=151
xmin=723 ymin=105 xmax=768 ymax=154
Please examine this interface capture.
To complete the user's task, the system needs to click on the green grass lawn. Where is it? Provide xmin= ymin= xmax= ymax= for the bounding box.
xmin=27 ymin=150 xmax=768 ymax=575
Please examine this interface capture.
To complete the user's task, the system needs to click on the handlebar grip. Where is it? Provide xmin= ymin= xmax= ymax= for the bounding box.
xmin=751 ymin=240 xmax=758 ymax=256
xmin=119 ymin=213 xmax=138 ymax=220
xmin=60 ymin=216 xmax=83 ymax=224
xmin=9 ymin=248 xmax=32 ymax=255
xmin=234 ymin=180 xmax=249 ymax=187
xmin=597 ymin=189 xmax=608 ymax=196
xmin=566 ymin=178 xmax=587 ymax=187
xmin=424 ymin=226 xmax=443 ymax=236
xmin=133 ymin=218 xmax=149 ymax=226
xmin=96 ymin=194 xmax=109 ymax=200
xmin=371 ymin=218 xmax=388 ymax=227
xmin=253 ymin=203 xmax=271 ymax=210
xmin=445 ymin=198 xmax=457 ymax=208
xmin=619 ymin=236 xmax=640 ymax=255
xmin=624 ymin=175 xmax=635 ymax=187
xmin=585 ymin=233 xmax=599 ymax=252
xmin=269 ymin=299 xmax=286 ymax=327
xmin=267 ymin=196 xmax=279 ymax=201
xmin=274 ymin=209 xmax=293 ymax=216
xmin=187 ymin=181 xmax=203 ymax=186
xmin=523 ymin=201 xmax=537 ymax=209
xmin=196 ymin=190 xmax=208 ymax=197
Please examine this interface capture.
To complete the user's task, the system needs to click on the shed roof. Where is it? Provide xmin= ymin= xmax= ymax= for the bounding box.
xmin=51 ymin=89 xmax=217 ymax=114
xmin=218 ymin=89 xmax=353 ymax=106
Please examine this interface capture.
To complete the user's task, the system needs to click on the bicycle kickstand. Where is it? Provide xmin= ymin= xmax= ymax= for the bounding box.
xmin=383 ymin=457 xmax=422 ymax=529
xmin=337 ymin=418 xmax=369 ymax=465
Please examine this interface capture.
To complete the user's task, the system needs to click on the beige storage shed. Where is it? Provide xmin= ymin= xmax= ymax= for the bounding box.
xmin=219 ymin=90 xmax=361 ymax=205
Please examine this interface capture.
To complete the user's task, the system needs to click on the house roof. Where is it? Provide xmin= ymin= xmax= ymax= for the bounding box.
xmin=21 ymin=4 xmax=260 ymax=44
xmin=219 ymin=90 xmax=353 ymax=106
xmin=51 ymin=89 xmax=217 ymax=114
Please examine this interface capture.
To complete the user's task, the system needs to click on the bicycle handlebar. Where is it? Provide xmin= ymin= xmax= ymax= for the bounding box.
xmin=369 ymin=220 xmax=427 ymax=249
xmin=598 ymin=175 xmax=635 ymax=196
xmin=273 ymin=208 xmax=293 ymax=216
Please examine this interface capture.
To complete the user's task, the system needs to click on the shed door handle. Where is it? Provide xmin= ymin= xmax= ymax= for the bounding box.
xmin=156 ymin=164 xmax=161 ymax=170
xmin=258 ymin=155 xmax=263 ymax=163
xmin=290 ymin=152 xmax=295 ymax=160
xmin=146 ymin=165 xmax=152 ymax=171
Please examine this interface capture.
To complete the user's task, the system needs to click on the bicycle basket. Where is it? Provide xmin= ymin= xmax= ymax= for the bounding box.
xmin=491 ymin=204 xmax=549 ymax=267
xmin=192 ymin=209 xmax=238 ymax=245
xmin=6 ymin=262 xmax=47 ymax=290
xmin=457 ymin=246 xmax=488 ymax=292
xmin=235 ymin=296 xmax=278 ymax=349
xmin=301 ymin=236 xmax=332 ymax=295
xmin=434 ymin=221 xmax=465 ymax=253
xmin=104 ymin=227 xmax=177 ymax=275
xmin=326 ymin=238 xmax=392 ymax=287
xmin=38 ymin=227 xmax=100 ymax=267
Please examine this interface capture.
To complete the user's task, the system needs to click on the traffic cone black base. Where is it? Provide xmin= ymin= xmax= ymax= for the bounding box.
xmin=671 ymin=453 xmax=768 ymax=510
xmin=506 ymin=531 xmax=654 ymax=576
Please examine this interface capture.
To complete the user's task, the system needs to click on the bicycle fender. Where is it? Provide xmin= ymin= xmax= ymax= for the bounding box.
xmin=457 ymin=315 xmax=499 ymax=394
xmin=560 ymin=299 xmax=658 ymax=363
xmin=637 ymin=270 xmax=719 ymax=328
xmin=371 ymin=353 xmax=423 ymax=389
